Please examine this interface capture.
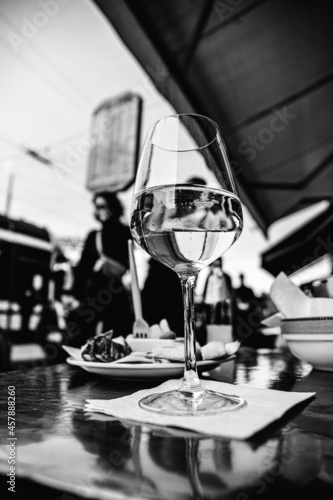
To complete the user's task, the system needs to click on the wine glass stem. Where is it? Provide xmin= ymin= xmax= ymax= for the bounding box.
xmin=179 ymin=275 xmax=205 ymax=402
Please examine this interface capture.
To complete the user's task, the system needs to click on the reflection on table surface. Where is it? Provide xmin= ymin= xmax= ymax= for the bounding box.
xmin=0 ymin=346 xmax=333 ymax=500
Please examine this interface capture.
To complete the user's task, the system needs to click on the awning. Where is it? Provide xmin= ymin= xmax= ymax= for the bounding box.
xmin=94 ymin=0 xmax=333 ymax=236
xmin=261 ymin=202 xmax=333 ymax=276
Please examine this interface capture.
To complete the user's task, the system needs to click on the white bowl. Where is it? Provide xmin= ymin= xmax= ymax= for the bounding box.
xmin=282 ymin=333 xmax=333 ymax=371
xmin=126 ymin=337 xmax=177 ymax=353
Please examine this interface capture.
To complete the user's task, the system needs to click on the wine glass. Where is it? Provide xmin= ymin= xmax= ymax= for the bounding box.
xmin=130 ymin=114 xmax=245 ymax=415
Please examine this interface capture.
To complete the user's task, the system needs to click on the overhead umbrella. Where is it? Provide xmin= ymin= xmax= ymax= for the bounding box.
xmin=94 ymin=0 xmax=333 ymax=236
xmin=261 ymin=202 xmax=333 ymax=276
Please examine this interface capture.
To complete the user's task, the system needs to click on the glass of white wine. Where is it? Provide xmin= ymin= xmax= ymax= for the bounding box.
xmin=130 ymin=114 xmax=245 ymax=415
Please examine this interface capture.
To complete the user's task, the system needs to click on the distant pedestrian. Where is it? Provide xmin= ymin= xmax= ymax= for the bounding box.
xmin=66 ymin=192 xmax=132 ymax=346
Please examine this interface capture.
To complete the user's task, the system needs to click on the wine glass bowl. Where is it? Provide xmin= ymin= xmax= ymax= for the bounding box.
xmin=130 ymin=114 xmax=245 ymax=415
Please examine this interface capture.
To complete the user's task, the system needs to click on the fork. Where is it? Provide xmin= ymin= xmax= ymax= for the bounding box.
xmin=128 ymin=239 xmax=150 ymax=338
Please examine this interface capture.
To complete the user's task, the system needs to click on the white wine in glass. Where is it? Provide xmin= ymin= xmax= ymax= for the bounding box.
xmin=131 ymin=114 xmax=245 ymax=415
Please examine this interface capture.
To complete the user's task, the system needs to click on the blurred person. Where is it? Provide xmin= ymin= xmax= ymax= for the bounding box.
xmin=234 ymin=273 xmax=255 ymax=308
xmin=203 ymin=257 xmax=233 ymax=307
xmin=66 ymin=192 xmax=132 ymax=346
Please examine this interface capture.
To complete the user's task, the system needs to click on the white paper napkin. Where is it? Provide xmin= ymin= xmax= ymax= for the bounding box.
xmin=85 ymin=379 xmax=315 ymax=440
xmin=271 ymin=272 xmax=333 ymax=316
xmin=262 ymin=272 xmax=333 ymax=327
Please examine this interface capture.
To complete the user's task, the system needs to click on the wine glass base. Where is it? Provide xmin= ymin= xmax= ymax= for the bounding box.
xmin=139 ymin=389 xmax=245 ymax=416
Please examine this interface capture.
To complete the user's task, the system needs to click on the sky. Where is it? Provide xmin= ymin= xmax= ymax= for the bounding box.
xmin=0 ymin=0 xmax=330 ymax=295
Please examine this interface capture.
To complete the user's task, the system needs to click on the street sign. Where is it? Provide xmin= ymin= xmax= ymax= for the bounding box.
xmin=86 ymin=92 xmax=143 ymax=193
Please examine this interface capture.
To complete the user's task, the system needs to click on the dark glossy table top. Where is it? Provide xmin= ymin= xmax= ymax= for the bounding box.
xmin=1 ymin=346 xmax=333 ymax=500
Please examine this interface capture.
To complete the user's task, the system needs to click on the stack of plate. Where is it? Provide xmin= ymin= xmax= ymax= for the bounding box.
xmin=281 ymin=317 xmax=333 ymax=371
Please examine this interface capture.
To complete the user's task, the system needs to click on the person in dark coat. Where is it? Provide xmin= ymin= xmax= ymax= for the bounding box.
xmin=66 ymin=192 xmax=132 ymax=346
xmin=232 ymin=273 xmax=259 ymax=344
xmin=141 ymin=258 xmax=184 ymax=336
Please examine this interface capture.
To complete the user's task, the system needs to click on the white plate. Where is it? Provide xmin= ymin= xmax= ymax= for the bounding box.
xmin=65 ymin=356 xmax=234 ymax=381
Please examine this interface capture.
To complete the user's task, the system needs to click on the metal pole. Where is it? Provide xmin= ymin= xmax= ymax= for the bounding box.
xmin=5 ymin=171 xmax=15 ymax=217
